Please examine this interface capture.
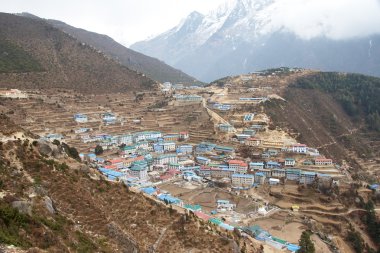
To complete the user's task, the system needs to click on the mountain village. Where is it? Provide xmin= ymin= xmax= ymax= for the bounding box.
xmin=1 ymin=69 xmax=366 ymax=252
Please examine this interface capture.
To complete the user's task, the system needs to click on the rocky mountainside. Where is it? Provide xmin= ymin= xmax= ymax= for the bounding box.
xmin=44 ymin=18 xmax=200 ymax=85
xmin=131 ymin=0 xmax=380 ymax=82
xmin=0 ymin=13 xmax=156 ymax=94
xmin=0 ymin=115 xmax=255 ymax=252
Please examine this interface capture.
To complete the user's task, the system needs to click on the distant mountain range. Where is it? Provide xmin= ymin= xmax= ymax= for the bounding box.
xmin=0 ymin=12 xmax=156 ymax=93
xmin=131 ymin=0 xmax=380 ymax=82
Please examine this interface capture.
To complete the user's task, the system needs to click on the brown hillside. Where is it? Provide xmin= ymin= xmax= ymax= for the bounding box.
xmin=264 ymin=87 xmax=380 ymax=179
xmin=0 ymin=119 xmax=251 ymax=252
xmin=0 ymin=13 xmax=156 ymax=94
xmin=46 ymin=18 xmax=200 ymax=85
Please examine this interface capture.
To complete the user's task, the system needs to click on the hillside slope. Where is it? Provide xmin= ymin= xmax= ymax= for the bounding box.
xmin=205 ymin=68 xmax=380 ymax=180
xmin=0 ymin=116 xmax=249 ymax=252
xmin=263 ymin=72 xmax=380 ymax=180
xmin=45 ymin=18 xmax=200 ymax=85
xmin=0 ymin=13 xmax=155 ymax=93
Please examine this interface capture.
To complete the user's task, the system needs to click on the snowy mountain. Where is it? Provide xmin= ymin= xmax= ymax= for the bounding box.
xmin=131 ymin=0 xmax=380 ymax=82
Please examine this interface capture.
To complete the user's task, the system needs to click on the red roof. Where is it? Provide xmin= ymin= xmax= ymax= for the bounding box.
xmin=110 ymin=159 xmax=124 ymax=164
xmin=160 ymin=174 xmax=174 ymax=180
xmin=194 ymin=211 xmax=211 ymax=221
xmin=228 ymin=160 xmax=245 ymax=165
xmin=135 ymin=156 xmax=145 ymax=161
xmin=104 ymin=165 xmax=117 ymax=170
xmin=180 ymin=131 xmax=188 ymax=135
xmin=247 ymin=137 xmax=260 ymax=141
xmin=168 ymin=169 xmax=181 ymax=175
xmin=293 ymin=143 xmax=307 ymax=147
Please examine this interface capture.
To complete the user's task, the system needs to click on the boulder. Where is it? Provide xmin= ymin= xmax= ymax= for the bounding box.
xmin=38 ymin=142 xmax=53 ymax=156
xmin=11 ymin=200 xmax=32 ymax=215
xmin=44 ymin=196 xmax=56 ymax=214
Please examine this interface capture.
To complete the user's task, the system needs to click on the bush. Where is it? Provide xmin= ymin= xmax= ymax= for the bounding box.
xmin=347 ymin=230 xmax=364 ymax=253
xmin=0 ymin=203 xmax=32 ymax=247
xmin=95 ymin=145 xmax=103 ymax=155
xmin=298 ymin=230 xmax=315 ymax=253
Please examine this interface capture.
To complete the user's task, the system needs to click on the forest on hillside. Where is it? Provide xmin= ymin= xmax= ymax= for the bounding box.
xmin=293 ymin=72 xmax=380 ymax=132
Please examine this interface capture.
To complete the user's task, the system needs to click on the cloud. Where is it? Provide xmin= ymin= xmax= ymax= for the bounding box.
xmin=260 ymin=0 xmax=380 ymax=40
xmin=1 ymin=0 xmax=379 ymax=45
xmin=0 ymin=0 xmax=226 ymax=46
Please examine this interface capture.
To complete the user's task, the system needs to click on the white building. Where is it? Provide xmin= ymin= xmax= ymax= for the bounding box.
xmin=291 ymin=144 xmax=308 ymax=154
xmin=117 ymin=134 xmax=133 ymax=145
xmin=269 ymin=178 xmax=280 ymax=185
xmin=103 ymin=113 xmax=116 ymax=123
xmin=232 ymin=174 xmax=255 ymax=187
xmin=161 ymin=142 xmax=176 ymax=152
xmin=0 ymin=89 xmax=28 ymax=98
xmin=154 ymin=154 xmax=178 ymax=165
xmin=285 ymin=158 xmax=295 ymax=167
xmin=74 ymin=113 xmax=88 ymax=123
xmin=216 ymin=200 xmax=236 ymax=212
xmin=249 ymin=162 xmax=264 ymax=171
xmin=134 ymin=131 xmax=162 ymax=142
xmin=129 ymin=166 xmax=148 ymax=181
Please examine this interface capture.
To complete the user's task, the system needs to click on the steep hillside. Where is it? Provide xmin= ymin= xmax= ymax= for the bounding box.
xmin=205 ymin=69 xmax=380 ymax=180
xmin=131 ymin=0 xmax=380 ymax=82
xmin=0 ymin=13 xmax=156 ymax=94
xmin=263 ymin=72 xmax=380 ymax=179
xmin=44 ymin=18 xmax=200 ymax=85
xmin=0 ymin=116 xmax=251 ymax=252
xmin=0 ymin=39 xmax=43 ymax=73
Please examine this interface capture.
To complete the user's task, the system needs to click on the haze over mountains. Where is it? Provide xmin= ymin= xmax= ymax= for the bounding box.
xmin=131 ymin=0 xmax=380 ymax=82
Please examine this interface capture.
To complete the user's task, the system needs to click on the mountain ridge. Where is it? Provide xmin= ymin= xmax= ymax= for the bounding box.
xmin=131 ymin=0 xmax=380 ymax=82
xmin=44 ymin=17 xmax=200 ymax=85
xmin=0 ymin=12 xmax=156 ymax=93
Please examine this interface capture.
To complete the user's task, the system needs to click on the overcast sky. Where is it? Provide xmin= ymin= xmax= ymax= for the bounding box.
xmin=1 ymin=0 xmax=225 ymax=46
xmin=2 ymin=0 xmax=380 ymax=47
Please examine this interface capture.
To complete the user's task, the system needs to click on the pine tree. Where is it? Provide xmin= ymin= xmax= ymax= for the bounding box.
xmin=298 ymin=231 xmax=315 ymax=253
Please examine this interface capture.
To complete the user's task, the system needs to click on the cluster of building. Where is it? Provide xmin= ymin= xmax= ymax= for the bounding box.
xmin=243 ymin=225 xmax=300 ymax=252
xmin=0 ymin=89 xmax=28 ymax=99
xmin=212 ymin=103 xmax=232 ymax=111
xmin=173 ymin=94 xmax=203 ymax=102
xmin=74 ymin=112 xmax=117 ymax=124
xmin=197 ymin=158 xmax=332 ymax=188
xmin=160 ymin=82 xmax=202 ymax=92
xmin=238 ymin=97 xmax=268 ymax=103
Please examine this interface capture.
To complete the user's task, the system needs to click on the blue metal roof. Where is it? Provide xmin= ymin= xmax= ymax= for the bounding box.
xmin=232 ymin=173 xmax=254 ymax=178
xmin=158 ymin=194 xmax=181 ymax=204
xmin=250 ymin=162 xmax=264 ymax=165
xmin=140 ymin=187 xmax=156 ymax=195
xmin=99 ymin=168 xmax=123 ymax=177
